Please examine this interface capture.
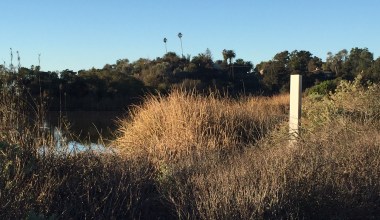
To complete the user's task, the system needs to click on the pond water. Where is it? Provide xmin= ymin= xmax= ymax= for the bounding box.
xmin=39 ymin=127 xmax=113 ymax=155
xmin=46 ymin=111 xmax=127 ymax=144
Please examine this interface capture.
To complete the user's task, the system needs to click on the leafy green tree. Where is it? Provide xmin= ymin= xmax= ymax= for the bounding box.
xmin=163 ymin=52 xmax=181 ymax=63
xmin=140 ymin=62 xmax=170 ymax=88
xmin=256 ymin=61 xmax=282 ymax=92
xmin=60 ymin=69 xmax=77 ymax=82
xmin=273 ymin=50 xmax=289 ymax=65
xmin=307 ymin=56 xmax=323 ymax=72
xmin=256 ymin=51 xmax=291 ymax=93
xmin=368 ymin=57 xmax=380 ymax=82
xmin=325 ymin=49 xmax=348 ymax=76
xmin=289 ymin=50 xmax=312 ymax=74
xmin=233 ymin=59 xmax=253 ymax=77
xmin=345 ymin=47 xmax=373 ymax=78
xmin=115 ymin=59 xmax=131 ymax=74
xmin=131 ymin=58 xmax=151 ymax=75
xmin=191 ymin=52 xmax=213 ymax=69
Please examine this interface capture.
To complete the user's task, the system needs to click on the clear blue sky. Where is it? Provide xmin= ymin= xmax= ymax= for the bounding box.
xmin=1 ymin=0 xmax=379 ymax=72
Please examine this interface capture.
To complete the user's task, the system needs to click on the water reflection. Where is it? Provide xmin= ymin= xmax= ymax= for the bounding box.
xmin=39 ymin=111 xmax=124 ymax=154
xmin=39 ymin=126 xmax=116 ymax=155
xmin=46 ymin=111 xmax=125 ymax=142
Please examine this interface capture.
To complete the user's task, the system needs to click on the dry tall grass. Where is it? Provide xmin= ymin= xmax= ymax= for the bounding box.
xmin=114 ymin=90 xmax=289 ymax=163
xmin=161 ymin=117 xmax=380 ymax=219
xmin=114 ymin=78 xmax=380 ymax=219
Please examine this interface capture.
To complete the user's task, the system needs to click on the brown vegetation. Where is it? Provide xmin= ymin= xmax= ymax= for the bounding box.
xmin=114 ymin=90 xmax=289 ymax=163
xmin=1 ymin=76 xmax=380 ymax=219
xmin=114 ymin=78 xmax=380 ymax=219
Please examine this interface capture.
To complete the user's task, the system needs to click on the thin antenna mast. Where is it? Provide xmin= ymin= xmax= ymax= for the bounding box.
xmin=10 ymin=48 xmax=14 ymax=73
xmin=38 ymin=53 xmax=41 ymax=67
xmin=17 ymin=51 xmax=21 ymax=70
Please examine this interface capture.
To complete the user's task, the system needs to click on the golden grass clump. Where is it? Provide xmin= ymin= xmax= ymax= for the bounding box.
xmin=114 ymin=90 xmax=289 ymax=162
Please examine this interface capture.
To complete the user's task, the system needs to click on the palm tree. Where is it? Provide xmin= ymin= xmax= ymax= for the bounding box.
xmin=163 ymin=38 xmax=168 ymax=53
xmin=227 ymin=50 xmax=236 ymax=65
xmin=178 ymin=32 xmax=183 ymax=58
xmin=222 ymin=49 xmax=236 ymax=78
xmin=222 ymin=49 xmax=236 ymax=65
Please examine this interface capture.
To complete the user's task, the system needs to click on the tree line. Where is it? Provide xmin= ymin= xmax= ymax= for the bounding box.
xmin=0 ymin=47 xmax=379 ymax=111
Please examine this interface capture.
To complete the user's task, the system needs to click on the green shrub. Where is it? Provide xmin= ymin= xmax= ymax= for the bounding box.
xmin=306 ymin=79 xmax=338 ymax=96
xmin=304 ymin=75 xmax=380 ymax=129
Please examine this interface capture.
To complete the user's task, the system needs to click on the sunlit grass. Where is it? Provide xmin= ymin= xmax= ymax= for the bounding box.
xmin=114 ymin=90 xmax=289 ymax=163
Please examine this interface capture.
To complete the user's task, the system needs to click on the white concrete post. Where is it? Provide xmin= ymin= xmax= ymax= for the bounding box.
xmin=289 ymin=74 xmax=302 ymax=140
